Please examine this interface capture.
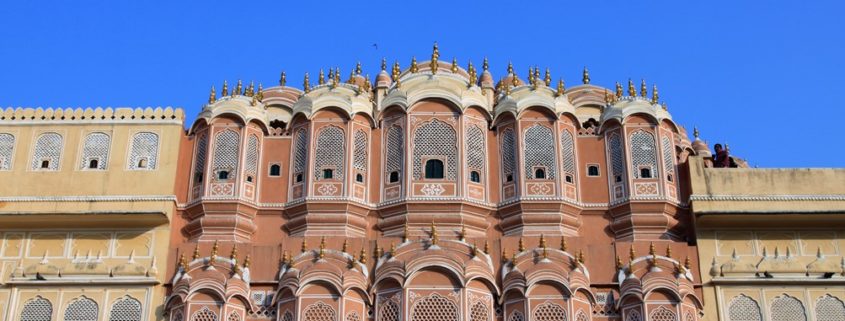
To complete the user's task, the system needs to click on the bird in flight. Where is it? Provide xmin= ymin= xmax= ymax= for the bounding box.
xmin=372 ymin=43 xmax=378 ymax=50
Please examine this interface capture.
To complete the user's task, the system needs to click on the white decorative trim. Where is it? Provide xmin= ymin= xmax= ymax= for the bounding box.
xmin=0 ymin=195 xmax=176 ymax=202
xmin=690 ymin=194 xmax=845 ymax=202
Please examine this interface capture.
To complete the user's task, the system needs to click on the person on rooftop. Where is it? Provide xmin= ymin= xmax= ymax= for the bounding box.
xmin=713 ymin=143 xmax=730 ymax=168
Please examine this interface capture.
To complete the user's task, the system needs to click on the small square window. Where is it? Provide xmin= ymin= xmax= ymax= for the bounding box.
xmin=269 ymin=164 xmax=281 ymax=176
xmin=587 ymin=165 xmax=600 ymax=177
xmin=356 ymin=173 xmax=364 ymax=183
xmin=565 ymin=175 xmax=573 ymax=183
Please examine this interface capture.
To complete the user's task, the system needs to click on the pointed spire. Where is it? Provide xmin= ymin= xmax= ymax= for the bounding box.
xmin=381 ymin=58 xmax=387 ymax=71
xmin=282 ymin=251 xmax=290 ymax=265
xmin=556 ymin=79 xmax=565 ymax=97
xmin=651 ymin=84 xmax=659 ymax=104
xmin=410 ymin=56 xmax=419 ymax=73
xmin=578 ymin=250 xmax=585 ymax=263
xmin=460 ymin=225 xmax=467 ymax=241
xmin=363 ymin=74 xmax=372 ymax=93
xmin=629 ymin=245 xmax=636 ymax=261
xmin=627 ymin=79 xmax=636 ymax=97
xmin=501 ymin=248 xmax=508 ymax=263
xmin=482 ymin=57 xmax=489 ymax=71
xmin=693 ymin=126 xmax=700 ymax=139
xmin=507 ymin=61 xmax=514 ymax=74
xmin=665 ymin=245 xmax=672 ymax=258
xmin=527 ymin=66 xmax=535 ymax=85
xmin=518 ymin=237 xmax=525 ymax=252
xmin=247 ymin=80 xmax=255 ymax=97
xmin=582 ymin=67 xmax=590 ymax=84
xmin=468 ymin=61 xmax=477 ymax=85
xmin=348 ymin=69 xmax=356 ymax=84
xmin=430 ymin=222 xmax=439 ymax=245
xmin=544 ymin=68 xmax=551 ymax=86
xmin=209 ymin=240 xmax=219 ymax=264
xmin=279 ymin=71 xmax=287 ymax=86
xmin=334 ymin=67 xmax=341 ymax=84
xmin=301 ymin=238 xmax=308 ymax=253
xmin=342 ymin=239 xmax=348 ymax=253
xmin=236 ymin=80 xmax=243 ymax=96
xmin=389 ymin=242 xmax=396 ymax=257
xmin=560 ymin=237 xmax=567 ymax=251
xmin=230 ymin=243 xmax=238 ymax=260
xmin=327 ymin=68 xmax=334 ymax=85
xmin=542 ymin=245 xmax=548 ymax=259
xmin=605 ymin=89 xmax=611 ymax=104
xmin=534 ymin=67 xmax=540 ymax=85
xmin=615 ymin=81 xmax=623 ymax=98
xmin=451 ymin=57 xmax=458 ymax=73
xmin=640 ymin=79 xmax=647 ymax=97
xmin=430 ymin=42 xmax=439 ymax=74
xmin=539 ymin=234 xmax=546 ymax=248
xmin=257 ymin=83 xmax=264 ymax=101
xmin=192 ymin=244 xmax=200 ymax=260
xmin=649 ymin=242 xmax=656 ymax=256
xmin=208 ymin=86 xmax=216 ymax=104
xmin=243 ymin=255 xmax=251 ymax=268
xmin=616 ymin=256 xmax=623 ymax=269
xmin=222 ymin=80 xmax=229 ymax=96
xmin=472 ymin=242 xmax=479 ymax=257
xmin=403 ymin=223 xmax=410 ymax=242
xmin=318 ymin=237 xmax=326 ymax=259
xmin=318 ymin=69 xmax=326 ymax=85
xmin=359 ymin=247 xmax=367 ymax=264
xmin=303 ymin=73 xmax=311 ymax=93
xmin=356 ymin=61 xmax=362 ymax=75
xmin=178 ymin=253 xmax=187 ymax=270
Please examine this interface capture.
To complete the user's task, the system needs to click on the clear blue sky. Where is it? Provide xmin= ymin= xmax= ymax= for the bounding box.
xmin=1 ymin=1 xmax=843 ymax=167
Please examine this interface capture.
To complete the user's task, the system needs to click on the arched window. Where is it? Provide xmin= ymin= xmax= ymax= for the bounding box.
xmin=0 ymin=133 xmax=14 ymax=170
xmin=303 ymin=301 xmax=335 ymax=321
xmin=533 ymin=302 xmax=567 ymax=321
xmin=20 ymin=296 xmax=53 ymax=321
xmin=470 ymin=301 xmax=490 ymax=321
xmin=410 ymin=293 xmax=459 ymax=321
xmin=607 ymin=132 xmax=625 ymax=183
xmin=560 ymin=129 xmax=576 ymax=183
xmin=385 ymin=125 xmax=403 ymax=184
xmin=649 ymin=306 xmax=676 ymax=321
xmin=212 ymin=130 xmax=239 ymax=180
xmin=193 ymin=132 xmax=208 ymax=184
xmin=524 ymin=125 xmax=556 ymax=179
xmin=269 ymin=164 xmax=281 ymax=176
xmin=189 ymin=307 xmax=217 ymax=321
xmin=356 ymin=173 xmax=364 ymax=183
xmin=424 ymin=159 xmax=444 ymax=179
xmin=353 ymin=130 xmax=368 ymax=174
xmin=292 ymin=129 xmax=308 ymax=184
xmin=378 ymin=298 xmax=400 ymax=321
xmin=501 ymin=129 xmax=516 ymax=183
xmin=466 ymin=125 xmax=486 ymax=180
xmin=630 ymin=130 xmax=658 ymax=179
xmin=470 ymin=171 xmax=481 ymax=183
xmin=815 ymin=294 xmax=845 ymax=321
xmin=587 ymin=165 xmax=600 ymax=177
xmin=80 ymin=132 xmax=110 ymax=170
xmin=244 ymin=134 xmax=260 ymax=180
xmin=108 ymin=296 xmax=142 ymax=321
xmin=313 ymin=126 xmax=345 ymax=180
xmin=128 ymin=132 xmax=159 ymax=170
xmin=770 ymin=294 xmax=806 ymax=321
xmin=728 ymin=294 xmax=762 ymax=321
xmin=413 ymin=119 xmax=457 ymax=180
xmin=64 ymin=297 xmax=98 ymax=321
xmin=624 ymin=310 xmax=642 ymax=321
xmin=639 ymin=167 xmax=652 ymax=179
xmin=661 ymin=135 xmax=675 ymax=181
xmin=170 ymin=309 xmax=184 ymax=321
xmin=31 ymin=132 xmax=63 ymax=170
xmin=534 ymin=168 xmax=546 ymax=179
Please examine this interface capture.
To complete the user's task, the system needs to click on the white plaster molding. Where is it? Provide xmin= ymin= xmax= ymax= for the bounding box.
xmin=690 ymin=194 xmax=845 ymax=202
xmin=0 ymin=195 xmax=177 ymax=202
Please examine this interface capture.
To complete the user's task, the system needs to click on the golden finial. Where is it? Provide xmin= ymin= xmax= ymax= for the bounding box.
xmin=318 ymin=69 xmax=326 ymax=85
xmin=649 ymin=242 xmax=656 ymax=256
xmin=578 ymin=249 xmax=585 ymax=263
xmin=527 ymin=66 xmax=534 ymax=85
xmin=208 ymin=86 xmax=216 ymax=104
xmin=209 ymin=240 xmax=219 ymax=264
xmin=392 ymin=61 xmax=401 ymax=78
xmin=484 ymin=240 xmax=489 ymax=253
xmin=560 ymin=237 xmax=567 ymax=251
xmin=430 ymin=222 xmax=439 ymax=245
xmin=222 ymin=80 xmax=229 ymax=96
xmin=501 ymin=248 xmax=508 ymax=263
xmin=410 ymin=56 xmax=419 ymax=73
xmin=468 ymin=61 xmax=477 ymax=85
xmin=451 ymin=57 xmax=458 ymax=73
xmin=432 ymin=42 xmax=440 ymax=59
xmin=556 ymin=79 xmax=565 ymax=97
xmin=178 ymin=253 xmax=187 ymax=269
xmin=355 ymin=61 xmax=362 ymax=75
xmin=282 ymin=251 xmax=290 ymax=265
xmin=684 ymin=256 xmax=691 ymax=270
xmin=257 ymin=83 xmax=264 ymax=99
xmin=534 ymin=67 xmax=541 ymax=85
xmin=389 ymin=242 xmax=396 ymax=257
xmin=251 ymin=92 xmax=258 ymax=106
xmin=359 ymin=247 xmax=367 ymax=264
xmin=542 ymin=246 xmax=548 ymax=259
xmin=640 ymin=79 xmax=647 ymax=97
xmin=230 ymin=243 xmax=238 ymax=260
xmin=627 ymin=79 xmax=636 ymax=97
xmin=544 ymin=68 xmax=551 ymax=86
xmin=303 ymin=73 xmax=311 ymax=93
xmin=693 ymin=127 xmax=700 ymax=139
xmin=341 ymin=239 xmax=348 ymax=253
xmin=460 ymin=225 xmax=467 ymax=241
xmin=616 ymin=256 xmax=623 ymax=269
xmin=512 ymin=74 xmax=520 ymax=87
xmin=507 ymin=61 xmax=514 ymax=74
xmin=327 ymin=68 xmax=335 ymax=85
xmin=503 ymin=82 xmax=511 ymax=96
xmin=363 ymin=75 xmax=372 ymax=93
xmin=677 ymin=261 xmax=686 ymax=274
xmin=381 ymin=58 xmax=387 ymax=71
xmin=604 ymin=89 xmax=611 ymax=104
xmin=236 ymin=80 xmax=243 ymax=96
xmin=334 ymin=67 xmax=341 ymax=84
xmin=403 ymin=223 xmax=409 ymax=242
xmin=582 ymin=67 xmax=590 ymax=84
xmin=377 ymin=244 xmax=384 ymax=257
xmin=651 ymin=84 xmax=659 ymax=104
xmin=279 ymin=71 xmax=287 ymax=86
xmin=247 ymin=81 xmax=255 ymax=97
xmin=539 ymin=234 xmax=546 ymax=248
xmin=243 ymin=255 xmax=251 ymax=268
xmin=518 ymin=237 xmax=525 ymax=252
xmin=430 ymin=44 xmax=439 ymax=74
xmin=374 ymin=243 xmax=381 ymax=258
xmin=318 ymin=237 xmax=326 ymax=259
xmin=665 ymin=245 xmax=672 ymax=258
xmin=348 ymin=70 xmax=355 ymax=84
xmin=615 ymin=81 xmax=623 ymax=98
xmin=482 ymin=57 xmax=489 ymax=71
xmin=301 ymin=238 xmax=307 ymax=253
xmin=511 ymin=250 xmax=517 ymax=263
xmin=629 ymin=245 xmax=636 ymax=261
xmin=472 ymin=242 xmax=478 ymax=257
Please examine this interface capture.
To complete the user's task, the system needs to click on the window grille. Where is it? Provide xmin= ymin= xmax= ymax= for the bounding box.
xmin=770 ymin=295 xmax=806 ymax=321
xmin=227 ymin=311 xmax=240 ymax=321
xmin=31 ymin=132 xmax=63 ymax=170
xmin=293 ymin=129 xmax=308 ymax=178
xmin=648 ymin=306 xmax=676 ymax=321
xmin=816 ymin=294 xmax=845 ymax=321
xmin=684 ymin=311 xmax=695 ymax=321
xmin=524 ymin=125 xmax=556 ymax=179
xmin=410 ymin=293 xmax=459 ymax=321
xmin=575 ymin=310 xmax=589 ymax=321
xmin=190 ymin=307 xmax=217 ymax=321
xmin=470 ymin=301 xmax=490 ymax=321
xmin=212 ymin=130 xmax=240 ymax=179
xmin=501 ymin=129 xmax=516 ymax=181
xmin=354 ymin=130 xmax=367 ymax=172
xmin=533 ymin=302 xmax=567 ymax=321
xmin=64 ymin=297 xmax=98 ymax=321
xmin=466 ymin=125 xmax=485 ymax=172
xmin=108 ymin=296 xmax=142 ymax=321
xmin=20 ymin=296 xmax=53 ymax=321
xmin=128 ymin=132 xmax=159 ymax=170
xmin=378 ymin=298 xmax=400 ymax=321
xmin=385 ymin=126 xmax=403 ymax=180
xmin=171 ymin=309 xmax=184 ymax=321
xmin=624 ymin=309 xmax=641 ymax=321
xmin=661 ymin=135 xmax=674 ymax=178
xmin=245 ymin=134 xmax=259 ymax=176
xmin=281 ymin=311 xmax=293 ymax=321
xmin=0 ymin=133 xmax=15 ymax=170
xmin=607 ymin=132 xmax=625 ymax=182
xmin=313 ymin=126 xmax=345 ymax=180
xmin=412 ymin=119 xmax=457 ymax=180
xmin=346 ymin=311 xmax=361 ymax=321
xmin=630 ymin=130 xmax=658 ymax=179
xmin=507 ymin=310 xmax=524 ymax=321
xmin=194 ymin=132 xmax=208 ymax=177
xmin=728 ymin=295 xmax=762 ymax=321
xmin=560 ymin=129 xmax=576 ymax=180
xmin=80 ymin=132 xmax=110 ymax=169
xmin=303 ymin=302 xmax=335 ymax=321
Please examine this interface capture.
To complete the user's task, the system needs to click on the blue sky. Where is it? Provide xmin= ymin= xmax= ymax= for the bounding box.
xmin=1 ymin=1 xmax=843 ymax=167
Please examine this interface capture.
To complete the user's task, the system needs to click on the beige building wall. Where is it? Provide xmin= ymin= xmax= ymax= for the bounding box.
xmin=0 ymin=107 xmax=183 ymax=321
xmin=689 ymin=156 xmax=845 ymax=321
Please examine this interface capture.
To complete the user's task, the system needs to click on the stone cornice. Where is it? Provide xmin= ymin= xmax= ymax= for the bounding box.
xmin=690 ymin=194 xmax=845 ymax=202
xmin=0 ymin=195 xmax=177 ymax=202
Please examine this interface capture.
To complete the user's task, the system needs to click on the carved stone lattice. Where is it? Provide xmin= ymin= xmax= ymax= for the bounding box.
xmin=625 ymin=309 xmax=642 ymax=321
xmin=245 ymin=134 xmax=259 ymax=176
xmin=815 ymin=294 xmax=845 ymax=321
xmin=293 ymin=129 xmax=308 ymax=176
xmin=386 ymin=126 xmax=404 ymax=176
xmin=190 ymin=307 xmax=217 ymax=321
xmin=313 ymin=126 xmax=345 ymax=180
xmin=508 ymin=310 xmax=524 ymax=321
xmin=379 ymin=295 xmax=401 ymax=321
xmin=64 ymin=297 xmax=99 ymax=321
xmin=630 ymin=130 xmax=658 ymax=179
xmin=684 ymin=311 xmax=696 ymax=321
xmin=560 ymin=129 xmax=576 ymax=179
xmin=354 ymin=130 xmax=368 ymax=172
xmin=20 ymin=297 xmax=53 ymax=321
xmin=466 ymin=125 xmax=485 ymax=171
xmin=171 ymin=310 xmax=184 ymax=321
xmin=31 ymin=132 xmax=63 ymax=170
xmin=228 ymin=311 xmax=241 ymax=321
xmin=770 ymin=295 xmax=806 ymax=321
xmin=470 ymin=301 xmax=490 ymax=321
xmin=661 ymin=135 xmax=674 ymax=177
xmin=728 ymin=295 xmax=762 ymax=321
xmin=501 ymin=129 xmax=516 ymax=179
xmin=410 ymin=293 xmax=459 ymax=321
xmin=212 ymin=130 xmax=240 ymax=178
xmin=281 ymin=311 xmax=293 ymax=321
xmin=607 ymin=132 xmax=625 ymax=181
xmin=0 ymin=133 xmax=14 ymax=170
xmin=575 ymin=310 xmax=589 ymax=321
xmin=80 ymin=132 xmax=110 ymax=169
xmin=194 ymin=132 xmax=208 ymax=175
xmin=303 ymin=302 xmax=336 ymax=321
xmin=533 ymin=302 xmax=567 ymax=321
xmin=128 ymin=132 xmax=159 ymax=170
xmin=346 ymin=311 xmax=361 ymax=321
xmin=649 ymin=306 xmax=676 ymax=321
xmin=523 ymin=125 xmax=556 ymax=179
xmin=413 ymin=119 xmax=457 ymax=180
xmin=108 ymin=296 xmax=142 ymax=321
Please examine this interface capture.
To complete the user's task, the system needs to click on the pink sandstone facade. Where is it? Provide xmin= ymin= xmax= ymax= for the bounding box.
xmin=164 ymin=46 xmax=706 ymax=321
